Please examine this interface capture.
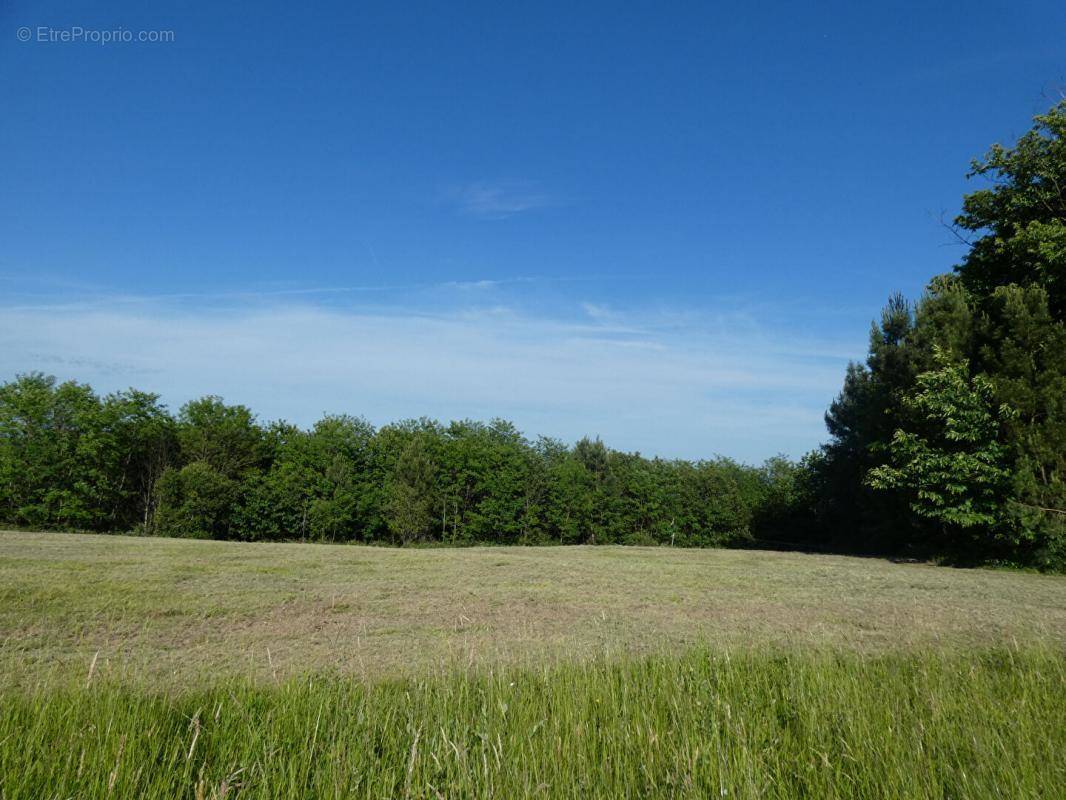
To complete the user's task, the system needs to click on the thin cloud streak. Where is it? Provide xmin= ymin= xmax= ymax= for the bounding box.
xmin=0 ymin=301 xmax=851 ymax=462
xmin=0 ymin=275 xmax=588 ymax=313
xmin=448 ymin=182 xmax=554 ymax=219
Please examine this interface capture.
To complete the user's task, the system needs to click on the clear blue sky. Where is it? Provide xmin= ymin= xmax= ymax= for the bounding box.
xmin=1 ymin=1 xmax=1063 ymax=461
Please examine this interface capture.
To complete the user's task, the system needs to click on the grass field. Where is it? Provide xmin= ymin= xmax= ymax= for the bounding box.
xmin=2 ymin=531 xmax=1066 ymax=797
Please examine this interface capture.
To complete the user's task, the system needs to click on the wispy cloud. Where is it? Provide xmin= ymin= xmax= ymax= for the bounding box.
xmin=448 ymin=181 xmax=554 ymax=219
xmin=0 ymin=276 xmax=557 ymax=312
xmin=582 ymin=302 xmax=619 ymax=323
xmin=0 ymin=295 xmax=854 ymax=462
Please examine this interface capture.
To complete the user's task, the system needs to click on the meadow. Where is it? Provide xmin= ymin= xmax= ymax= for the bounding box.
xmin=2 ymin=531 xmax=1065 ymax=798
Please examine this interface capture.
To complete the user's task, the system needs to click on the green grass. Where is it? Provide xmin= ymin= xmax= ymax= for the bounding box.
xmin=2 ymin=649 xmax=1064 ymax=799
xmin=2 ymin=531 xmax=1065 ymax=798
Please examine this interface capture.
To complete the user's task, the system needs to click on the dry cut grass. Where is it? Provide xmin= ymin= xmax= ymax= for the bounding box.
xmin=2 ymin=530 xmax=1065 ymax=688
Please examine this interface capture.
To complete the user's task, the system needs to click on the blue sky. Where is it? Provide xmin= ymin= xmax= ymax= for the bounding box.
xmin=1 ymin=1 xmax=1064 ymax=461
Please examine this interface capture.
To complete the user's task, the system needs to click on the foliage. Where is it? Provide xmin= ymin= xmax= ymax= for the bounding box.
xmin=0 ymin=374 xmax=802 ymax=546
xmin=812 ymin=102 xmax=1066 ymax=569
xmin=384 ymin=432 xmax=439 ymax=545
xmin=154 ymin=460 xmax=237 ymax=539
xmin=0 ymin=374 xmax=174 ymax=531
xmin=866 ymin=348 xmax=1014 ymax=541
xmin=233 ymin=416 xmax=377 ymax=542
xmin=174 ymin=396 xmax=266 ymax=478
xmin=955 ymin=102 xmax=1066 ymax=317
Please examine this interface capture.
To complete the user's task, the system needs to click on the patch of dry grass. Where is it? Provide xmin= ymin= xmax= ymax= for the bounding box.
xmin=2 ymin=530 xmax=1065 ymax=688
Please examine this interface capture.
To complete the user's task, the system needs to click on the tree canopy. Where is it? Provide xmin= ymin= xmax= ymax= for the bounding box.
xmin=813 ymin=102 xmax=1066 ymax=569
xmin=0 ymin=373 xmax=797 ymax=548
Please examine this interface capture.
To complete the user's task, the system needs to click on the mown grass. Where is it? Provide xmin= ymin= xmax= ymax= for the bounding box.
xmin=4 ymin=531 xmax=1066 ymax=688
xmin=1 ymin=648 xmax=1063 ymax=799
xmin=3 ymin=531 xmax=1065 ymax=797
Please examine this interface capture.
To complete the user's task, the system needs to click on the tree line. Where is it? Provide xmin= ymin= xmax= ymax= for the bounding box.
xmin=0 ymin=376 xmax=806 ymax=547
xmin=2 ymin=102 xmax=1064 ymax=569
